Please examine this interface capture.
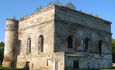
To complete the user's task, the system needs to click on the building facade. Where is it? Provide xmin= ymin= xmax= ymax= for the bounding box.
xmin=2 ymin=4 xmax=112 ymax=70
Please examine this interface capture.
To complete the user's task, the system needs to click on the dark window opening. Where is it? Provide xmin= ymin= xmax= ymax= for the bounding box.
xmin=67 ymin=36 xmax=73 ymax=48
xmin=74 ymin=61 xmax=79 ymax=69
xmin=27 ymin=38 xmax=31 ymax=54
xmin=47 ymin=60 xmax=48 ymax=66
xmin=17 ymin=40 xmax=21 ymax=55
xmin=38 ymin=35 xmax=44 ymax=52
xmin=98 ymin=40 xmax=102 ymax=55
xmin=84 ymin=38 xmax=89 ymax=52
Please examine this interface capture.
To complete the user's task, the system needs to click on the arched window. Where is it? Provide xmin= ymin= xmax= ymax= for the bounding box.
xmin=27 ymin=38 xmax=31 ymax=54
xmin=98 ymin=40 xmax=102 ymax=55
xmin=17 ymin=40 xmax=21 ymax=55
xmin=84 ymin=38 xmax=89 ymax=52
xmin=38 ymin=35 xmax=44 ymax=53
xmin=67 ymin=36 xmax=73 ymax=48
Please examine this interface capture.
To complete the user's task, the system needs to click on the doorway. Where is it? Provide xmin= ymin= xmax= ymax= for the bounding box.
xmin=25 ymin=62 xmax=30 ymax=70
xmin=73 ymin=60 xmax=79 ymax=69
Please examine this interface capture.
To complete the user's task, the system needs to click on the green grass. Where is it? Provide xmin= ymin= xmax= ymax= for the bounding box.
xmin=91 ymin=69 xmax=115 ymax=70
xmin=0 ymin=65 xmax=115 ymax=70
xmin=0 ymin=65 xmax=42 ymax=70
xmin=89 ymin=68 xmax=115 ymax=70
xmin=0 ymin=65 xmax=23 ymax=70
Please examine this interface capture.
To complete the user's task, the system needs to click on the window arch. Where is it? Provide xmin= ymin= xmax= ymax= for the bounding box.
xmin=27 ymin=38 xmax=31 ymax=54
xmin=17 ymin=40 xmax=21 ymax=55
xmin=84 ymin=38 xmax=89 ymax=52
xmin=38 ymin=35 xmax=44 ymax=53
xmin=98 ymin=40 xmax=102 ymax=55
xmin=67 ymin=36 xmax=73 ymax=48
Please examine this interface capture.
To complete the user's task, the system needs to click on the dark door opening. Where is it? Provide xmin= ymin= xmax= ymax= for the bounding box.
xmin=74 ymin=61 xmax=79 ymax=69
xmin=11 ymin=61 xmax=15 ymax=67
xmin=25 ymin=62 xmax=30 ymax=70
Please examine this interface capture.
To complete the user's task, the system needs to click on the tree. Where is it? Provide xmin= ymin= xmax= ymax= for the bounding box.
xmin=36 ymin=8 xmax=39 ymax=11
xmin=79 ymin=9 xmax=82 ymax=12
xmin=49 ymin=2 xmax=52 ymax=5
xmin=0 ymin=41 xmax=4 ymax=64
xmin=65 ymin=1 xmax=76 ymax=10
xmin=112 ymin=39 xmax=115 ymax=53
xmin=40 ymin=6 xmax=42 ymax=9
xmin=53 ymin=0 xmax=62 ymax=5
xmin=36 ymin=6 xmax=43 ymax=11
xmin=96 ymin=14 xmax=99 ymax=18
xmin=0 ymin=41 xmax=4 ymax=47
xmin=89 ymin=13 xmax=93 ymax=16
xmin=112 ymin=39 xmax=115 ymax=62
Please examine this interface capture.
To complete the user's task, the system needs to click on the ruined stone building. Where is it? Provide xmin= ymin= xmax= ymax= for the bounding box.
xmin=2 ymin=4 xmax=112 ymax=70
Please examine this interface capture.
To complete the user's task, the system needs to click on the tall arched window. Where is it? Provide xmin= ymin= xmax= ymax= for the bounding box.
xmin=27 ymin=38 xmax=31 ymax=54
xmin=67 ymin=36 xmax=73 ymax=48
xmin=17 ymin=40 xmax=21 ymax=55
xmin=84 ymin=38 xmax=89 ymax=52
xmin=38 ymin=35 xmax=44 ymax=53
xmin=98 ymin=40 xmax=102 ymax=55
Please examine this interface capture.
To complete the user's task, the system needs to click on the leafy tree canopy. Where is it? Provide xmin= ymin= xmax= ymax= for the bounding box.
xmin=65 ymin=1 xmax=76 ymax=10
xmin=112 ymin=39 xmax=115 ymax=47
xmin=37 ymin=0 xmax=76 ymax=11
xmin=36 ymin=6 xmax=43 ymax=11
xmin=0 ymin=41 xmax=4 ymax=49
xmin=53 ymin=0 xmax=62 ymax=5
xmin=112 ymin=38 xmax=115 ymax=53
xmin=0 ymin=41 xmax=4 ymax=55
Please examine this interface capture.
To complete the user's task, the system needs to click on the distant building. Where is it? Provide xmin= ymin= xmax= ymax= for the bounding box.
xmin=2 ymin=4 xmax=112 ymax=70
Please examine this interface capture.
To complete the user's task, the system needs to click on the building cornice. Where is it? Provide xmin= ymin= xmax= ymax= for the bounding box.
xmin=19 ymin=4 xmax=111 ymax=24
xmin=19 ymin=4 xmax=55 ymax=22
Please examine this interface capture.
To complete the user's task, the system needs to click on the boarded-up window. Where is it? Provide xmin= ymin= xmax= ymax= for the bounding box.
xmin=38 ymin=35 xmax=44 ymax=53
xmin=67 ymin=36 xmax=73 ymax=48
xmin=27 ymin=38 xmax=31 ymax=54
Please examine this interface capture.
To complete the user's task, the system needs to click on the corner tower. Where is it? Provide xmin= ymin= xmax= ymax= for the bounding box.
xmin=2 ymin=19 xmax=19 ymax=67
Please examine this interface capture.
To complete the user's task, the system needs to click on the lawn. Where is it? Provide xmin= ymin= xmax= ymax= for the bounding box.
xmin=92 ymin=69 xmax=115 ymax=70
xmin=0 ymin=65 xmax=115 ymax=70
xmin=0 ymin=65 xmax=23 ymax=70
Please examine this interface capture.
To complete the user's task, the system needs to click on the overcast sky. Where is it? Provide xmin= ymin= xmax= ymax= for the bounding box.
xmin=0 ymin=0 xmax=115 ymax=41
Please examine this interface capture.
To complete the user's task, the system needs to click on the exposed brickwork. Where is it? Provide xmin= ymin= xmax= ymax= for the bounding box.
xmin=3 ymin=56 xmax=11 ymax=62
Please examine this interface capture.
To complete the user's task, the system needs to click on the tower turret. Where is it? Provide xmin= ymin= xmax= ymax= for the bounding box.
xmin=2 ymin=19 xmax=18 ymax=67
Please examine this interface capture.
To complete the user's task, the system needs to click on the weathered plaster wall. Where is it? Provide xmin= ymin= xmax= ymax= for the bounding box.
xmin=31 ymin=52 xmax=65 ymax=70
xmin=55 ymin=5 xmax=111 ymax=32
xmin=54 ymin=21 xmax=112 ymax=54
xmin=16 ymin=6 xmax=55 ymax=69
xmin=54 ymin=5 xmax=112 ymax=69
xmin=2 ymin=19 xmax=18 ymax=67
xmin=66 ymin=56 xmax=112 ymax=70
